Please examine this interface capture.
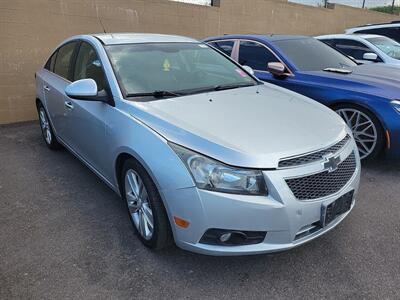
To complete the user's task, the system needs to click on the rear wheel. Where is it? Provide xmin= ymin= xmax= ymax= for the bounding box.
xmin=121 ymin=158 xmax=173 ymax=249
xmin=37 ymin=102 xmax=62 ymax=150
xmin=334 ymin=104 xmax=384 ymax=160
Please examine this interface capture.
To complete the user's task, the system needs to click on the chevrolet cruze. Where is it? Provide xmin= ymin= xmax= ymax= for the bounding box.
xmin=35 ymin=33 xmax=361 ymax=255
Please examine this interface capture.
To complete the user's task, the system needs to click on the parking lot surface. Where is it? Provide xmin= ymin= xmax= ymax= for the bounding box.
xmin=1 ymin=121 xmax=399 ymax=299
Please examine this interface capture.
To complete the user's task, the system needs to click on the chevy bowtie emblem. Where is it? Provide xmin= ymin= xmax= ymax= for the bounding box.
xmin=323 ymin=155 xmax=341 ymax=172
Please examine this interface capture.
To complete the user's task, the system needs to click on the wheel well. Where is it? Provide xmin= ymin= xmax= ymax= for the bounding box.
xmin=329 ymin=101 xmax=388 ymax=152
xmin=329 ymin=101 xmax=386 ymax=131
xmin=115 ymin=152 xmax=135 ymax=194
xmin=35 ymin=98 xmax=42 ymax=108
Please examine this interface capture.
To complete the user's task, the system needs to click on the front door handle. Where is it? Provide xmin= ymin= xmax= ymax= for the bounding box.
xmin=44 ymin=85 xmax=51 ymax=92
xmin=64 ymin=101 xmax=74 ymax=110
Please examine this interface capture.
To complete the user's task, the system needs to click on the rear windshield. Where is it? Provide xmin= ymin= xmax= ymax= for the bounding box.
xmin=275 ymin=38 xmax=357 ymax=71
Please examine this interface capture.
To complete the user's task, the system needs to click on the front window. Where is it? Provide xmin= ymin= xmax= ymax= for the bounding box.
xmin=74 ymin=42 xmax=106 ymax=91
xmin=275 ymin=38 xmax=357 ymax=71
xmin=366 ymin=36 xmax=400 ymax=60
xmin=105 ymin=43 xmax=257 ymax=98
xmin=238 ymin=41 xmax=280 ymax=71
xmin=333 ymin=39 xmax=373 ymax=61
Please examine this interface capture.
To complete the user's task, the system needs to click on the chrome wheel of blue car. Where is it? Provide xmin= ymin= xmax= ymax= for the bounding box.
xmin=336 ymin=108 xmax=378 ymax=159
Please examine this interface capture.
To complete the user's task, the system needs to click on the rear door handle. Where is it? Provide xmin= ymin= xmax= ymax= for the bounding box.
xmin=44 ymin=85 xmax=51 ymax=92
xmin=64 ymin=101 xmax=74 ymax=110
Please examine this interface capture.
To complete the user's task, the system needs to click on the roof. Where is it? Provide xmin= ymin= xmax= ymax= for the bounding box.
xmin=345 ymin=22 xmax=400 ymax=33
xmin=316 ymin=33 xmax=383 ymax=40
xmin=92 ymin=33 xmax=198 ymax=45
xmin=205 ymin=34 xmax=310 ymax=42
xmin=351 ymin=20 xmax=400 ymax=28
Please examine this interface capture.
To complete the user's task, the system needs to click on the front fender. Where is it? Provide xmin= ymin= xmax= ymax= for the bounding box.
xmin=107 ymin=106 xmax=195 ymax=194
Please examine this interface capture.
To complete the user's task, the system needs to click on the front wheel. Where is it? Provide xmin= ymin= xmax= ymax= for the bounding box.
xmin=121 ymin=159 xmax=173 ymax=249
xmin=335 ymin=104 xmax=384 ymax=160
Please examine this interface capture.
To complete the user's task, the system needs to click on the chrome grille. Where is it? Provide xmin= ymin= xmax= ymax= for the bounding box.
xmin=285 ymin=152 xmax=356 ymax=200
xmin=279 ymin=135 xmax=351 ymax=168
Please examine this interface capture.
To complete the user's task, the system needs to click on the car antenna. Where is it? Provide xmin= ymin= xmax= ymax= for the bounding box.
xmin=99 ymin=18 xmax=107 ymax=34
xmin=95 ymin=3 xmax=107 ymax=33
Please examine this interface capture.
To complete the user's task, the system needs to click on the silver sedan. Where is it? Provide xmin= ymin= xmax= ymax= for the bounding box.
xmin=35 ymin=33 xmax=361 ymax=255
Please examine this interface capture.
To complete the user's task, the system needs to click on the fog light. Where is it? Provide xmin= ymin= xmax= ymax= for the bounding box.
xmin=200 ymin=228 xmax=266 ymax=246
xmin=219 ymin=232 xmax=232 ymax=243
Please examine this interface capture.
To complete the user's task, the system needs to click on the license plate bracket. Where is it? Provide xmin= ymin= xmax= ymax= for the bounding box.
xmin=321 ymin=190 xmax=354 ymax=227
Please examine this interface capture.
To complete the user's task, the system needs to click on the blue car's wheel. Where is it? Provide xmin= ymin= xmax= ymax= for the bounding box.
xmin=335 ymin=105 xmax=384 ymax=160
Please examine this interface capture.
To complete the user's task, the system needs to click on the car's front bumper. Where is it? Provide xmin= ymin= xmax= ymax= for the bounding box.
xmin=162 ymin=142 xmax=361 ymax=256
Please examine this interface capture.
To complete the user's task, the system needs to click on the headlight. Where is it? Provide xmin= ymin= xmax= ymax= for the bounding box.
xmin=170 ymin=143 xmax=267 ymax=196
xmin=392 ymin=100 xmax=400 ymax=114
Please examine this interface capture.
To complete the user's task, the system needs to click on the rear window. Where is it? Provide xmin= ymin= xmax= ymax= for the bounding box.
xmin=44 ymin=51 xmax=57 ymax=72
xmin=208 ymin=40 xmax=235 ymax=56
xmin=355 ymin=27 xmax=400 ymax=43
xmin=54 ymin=42 xmax=77 ymax=80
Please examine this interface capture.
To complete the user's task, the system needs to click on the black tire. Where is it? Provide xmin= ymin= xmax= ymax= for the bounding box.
xmin=121 ymin=158 xmax=173 ymax=250
xmin=36 ymin=102 xmax=63 ymax=150
xmin=333 ymin=104 xmax=384 ymax=160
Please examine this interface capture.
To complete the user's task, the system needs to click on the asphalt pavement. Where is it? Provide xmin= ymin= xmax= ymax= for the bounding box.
xmin=1 ymin=121 xmax=399 ymax=299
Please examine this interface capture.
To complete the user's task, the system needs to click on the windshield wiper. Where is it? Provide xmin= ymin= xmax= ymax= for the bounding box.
xmin=214 ymin=82 xmax=256 ymax=91
xmin=126 ymin=90 xmax=184 ymax=98
xmin=322 ymin=68 xmax=352 ymax=74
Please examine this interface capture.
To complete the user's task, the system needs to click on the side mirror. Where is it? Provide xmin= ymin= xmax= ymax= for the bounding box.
xmin=242 ymin=65 xmax=255 ymax=75
xmin=363 ymin=52 xmax=378 ymax=61
xmin=65 ymin=79 xmax=98 ymax=100
xmin=267 ymin=62 xmax=287 ymax=78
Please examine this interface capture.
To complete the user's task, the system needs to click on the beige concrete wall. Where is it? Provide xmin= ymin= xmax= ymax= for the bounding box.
xmin=0 ymin=0 xmax=397 ymax=124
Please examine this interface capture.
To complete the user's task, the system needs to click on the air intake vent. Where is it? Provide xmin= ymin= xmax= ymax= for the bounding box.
xmin=285 ymin=152 xmax=356 ymax=200
xmin=279 ymin=135 xmax=350 ymax=168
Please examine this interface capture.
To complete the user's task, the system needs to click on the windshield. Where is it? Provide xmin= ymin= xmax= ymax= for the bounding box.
xmin=274 ymin=38 xmax=357 ymax=71
xmin=105 ymin=42 xmax=257 ymax=98
xmin=366 ymin=36 xmax=400 ymax=60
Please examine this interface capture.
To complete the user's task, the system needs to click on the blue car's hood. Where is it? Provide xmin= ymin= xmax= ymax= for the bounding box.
xmin=301 ymin=63 xmax=400 ymax=100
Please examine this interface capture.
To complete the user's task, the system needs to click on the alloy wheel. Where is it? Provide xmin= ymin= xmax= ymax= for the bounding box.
xmin=124 ymin=169 xmax=154 ymax=240
xmin=336 ymin=108 xmax=378 ymax=159
xmin=39 ymin=108 xmax=52 ymax=145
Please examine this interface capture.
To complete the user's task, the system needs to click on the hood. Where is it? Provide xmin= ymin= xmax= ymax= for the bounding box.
xmin=127 ymin=84 xmax=347 ymax=169
xmin=351 ymin=62 xmax=400 ymax=79
xmin=304 ymin=64 xmax=400 ymax=100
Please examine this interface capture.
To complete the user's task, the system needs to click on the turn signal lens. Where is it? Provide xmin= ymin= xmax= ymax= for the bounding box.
xmin=174 ymin=216 xmax=190 ymax=228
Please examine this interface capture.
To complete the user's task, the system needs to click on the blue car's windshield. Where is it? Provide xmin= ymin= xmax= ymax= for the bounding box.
xmin=366 ymin=36 xmax=400 ymax=60
xmin=105 ymin=43 xmax=257 ymax=98
xmin=275 ymin=38 xmax=357 ymax=71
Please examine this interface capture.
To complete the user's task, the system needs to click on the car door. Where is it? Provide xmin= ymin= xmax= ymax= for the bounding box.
xmin=63 ymin=41 xmax=110 ymax=176
xmin=44 ymin=41 xmax=78 ymax=139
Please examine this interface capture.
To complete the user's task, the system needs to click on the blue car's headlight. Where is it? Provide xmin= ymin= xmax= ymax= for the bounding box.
xmin=170 ymin=143 xmax=267 ymax=196
xmin=391 ymin=100 xmax=400 ymax=114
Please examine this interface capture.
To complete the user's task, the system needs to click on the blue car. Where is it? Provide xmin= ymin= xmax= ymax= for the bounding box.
xmin=204 ymin=35 xmax=400 ymax=160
